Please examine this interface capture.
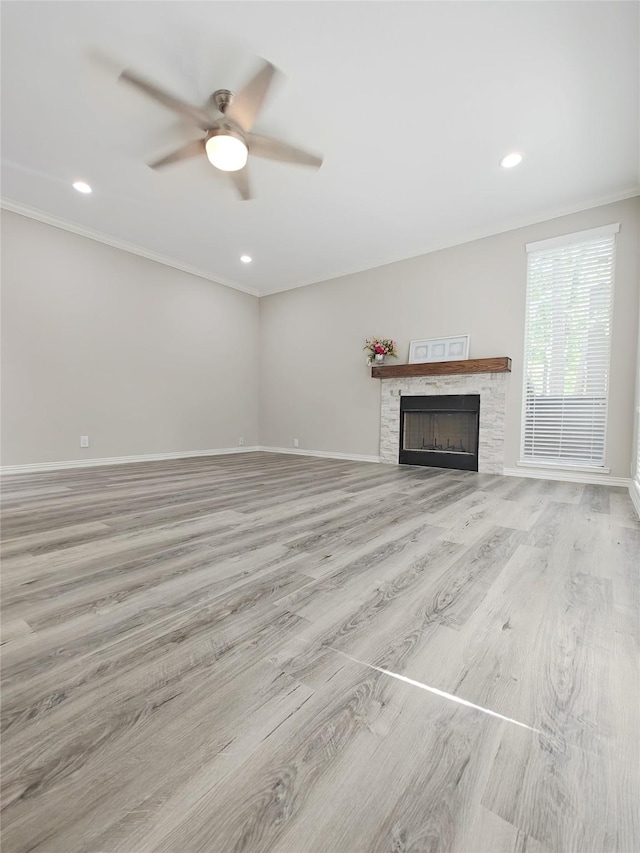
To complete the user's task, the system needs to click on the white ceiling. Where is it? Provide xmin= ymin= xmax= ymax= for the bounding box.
xmin=2 ymin=2 xmax=638 ymax=296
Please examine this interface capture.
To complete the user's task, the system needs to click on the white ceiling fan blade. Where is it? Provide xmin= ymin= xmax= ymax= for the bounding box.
xmin=148 ymin=139 xmax=206 ymax=169
xmin=120 ymin=69 xmax=212 ymax=130
xmin=247 ymin=133 xmax=323 ymax=168
xmin=225 ymin=59 xmax=279 ymax=132
xmin=228 ymin=166 xmax=252 ymax=200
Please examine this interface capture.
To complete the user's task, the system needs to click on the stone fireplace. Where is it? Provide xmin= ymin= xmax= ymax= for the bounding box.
xmin=373 ymin=358 xmax=510 ymax=474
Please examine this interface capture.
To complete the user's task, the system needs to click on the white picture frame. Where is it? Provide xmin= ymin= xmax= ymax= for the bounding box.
xmin=408 ymin=335 xmax=470 ymax=364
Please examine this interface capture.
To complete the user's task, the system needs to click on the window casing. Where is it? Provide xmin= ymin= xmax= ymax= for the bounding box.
xmin=635 ymin=404 xmax=640 ymax=486
xmin=520 ymin=224 xmax=618 ymax=469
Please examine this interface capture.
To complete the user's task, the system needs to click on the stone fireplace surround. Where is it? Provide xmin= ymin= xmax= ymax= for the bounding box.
xmin=378 ymin=369 xmax=509 ymax=474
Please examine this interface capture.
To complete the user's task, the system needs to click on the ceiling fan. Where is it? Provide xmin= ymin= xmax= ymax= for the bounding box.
xmin=119 ymin=59 xmax=323 ymax=200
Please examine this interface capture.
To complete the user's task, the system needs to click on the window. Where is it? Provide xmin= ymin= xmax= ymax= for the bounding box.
xmin=521 ymin=224 xmax=618 ymax=469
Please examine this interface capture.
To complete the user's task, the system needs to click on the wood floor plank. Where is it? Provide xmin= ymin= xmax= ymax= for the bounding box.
xmin=1 ymin=453 xmax=638 ymax=852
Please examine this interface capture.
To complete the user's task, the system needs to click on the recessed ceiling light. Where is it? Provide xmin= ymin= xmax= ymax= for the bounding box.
xmin=240 ymin=255 xmax=252 ymax=264
xmin=73 ymin=181 xmax=92 ymax=194
xmin=500 ymin=152 xmax=523 ymax=169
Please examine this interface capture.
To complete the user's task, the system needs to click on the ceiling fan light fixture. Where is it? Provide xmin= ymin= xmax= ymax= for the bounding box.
xmin=205 ymin=130 xmax=248 ymax=172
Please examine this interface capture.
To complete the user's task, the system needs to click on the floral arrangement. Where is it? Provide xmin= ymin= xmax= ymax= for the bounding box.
xmin=364 ymin=337 xmax=399 ymax=365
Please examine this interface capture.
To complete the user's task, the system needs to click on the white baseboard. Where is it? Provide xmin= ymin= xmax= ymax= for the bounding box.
xmin=503 ymin=466 xmax=631 ymax=488
xmin=629 ymin=479 xmax=640 ymax=518
xmin=258 ymin=446 xmax=381 ymax=464
xmin=2 ymin=449 xmax=631 ymax=488
xmin=0 ymin=446 xmax=261 ymax=476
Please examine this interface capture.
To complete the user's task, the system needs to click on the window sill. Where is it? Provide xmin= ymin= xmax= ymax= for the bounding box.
xmin=517 ymin=460 xmax=611 ymax=475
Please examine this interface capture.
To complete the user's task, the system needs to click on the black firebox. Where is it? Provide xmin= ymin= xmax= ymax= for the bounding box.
xmin=399 ymin=395 xmax=480 ymax=471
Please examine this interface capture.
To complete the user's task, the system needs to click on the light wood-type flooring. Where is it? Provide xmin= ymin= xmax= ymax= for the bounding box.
xmin=1 ymin=452 xmax=639 ymax=853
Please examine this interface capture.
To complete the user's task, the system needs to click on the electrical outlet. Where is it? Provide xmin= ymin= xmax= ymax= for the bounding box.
xmin=80 ymin=435 xmax=89 ymax=448
xmin=293 ymin=438 xmax=299 ymax=448
xmin=238 ymin=436 xmax=244 ymax=446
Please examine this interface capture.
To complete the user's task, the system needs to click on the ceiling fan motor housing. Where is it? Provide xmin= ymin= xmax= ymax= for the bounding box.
xmin=211 ymin=89 xmax=235 ymax=115
xmin=206 ymin=123 xmax=247 ymax=147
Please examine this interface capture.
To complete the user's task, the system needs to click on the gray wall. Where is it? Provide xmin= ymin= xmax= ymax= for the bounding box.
xmin=633 ymin=297 xmax=640 ymax=487
xmin=3 ymin=198 xmax=638 ymax=475
xmin=1 ymin=210 xmax=260 ymax=465
xmin=259 ymin=197 xmax=640 ymax=478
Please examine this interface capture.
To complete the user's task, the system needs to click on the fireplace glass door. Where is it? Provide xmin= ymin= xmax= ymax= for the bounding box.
xmin=399 ymin=395 xmax=480 ymax=470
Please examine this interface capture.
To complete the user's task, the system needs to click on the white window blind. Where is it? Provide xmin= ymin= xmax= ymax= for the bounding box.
xmin=521 ymin=225 xmax=618 ymax=468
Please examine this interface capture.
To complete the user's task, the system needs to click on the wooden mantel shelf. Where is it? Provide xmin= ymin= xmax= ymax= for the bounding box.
xmin=371 ymin=356 xmax=511 ymax=379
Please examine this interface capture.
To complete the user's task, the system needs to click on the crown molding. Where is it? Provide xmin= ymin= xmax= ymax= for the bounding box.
xmin=3 ymin=187 xmax=638 ymax=299
xmin=260 ymin=186 xmax=640 ymax=296
xmin=0 ymin=198 xmax=260 ymax=298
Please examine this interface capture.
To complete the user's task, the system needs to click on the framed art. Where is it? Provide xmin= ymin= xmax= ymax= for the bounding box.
xmin=408 ymin=335 xmax=470 ymax=364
